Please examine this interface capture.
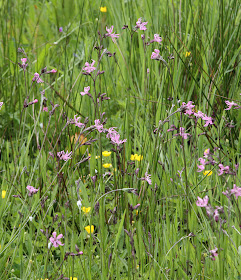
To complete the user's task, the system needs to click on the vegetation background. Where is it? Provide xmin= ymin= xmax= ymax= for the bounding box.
xmin=0 ymin=0 xmax=241 ymax=279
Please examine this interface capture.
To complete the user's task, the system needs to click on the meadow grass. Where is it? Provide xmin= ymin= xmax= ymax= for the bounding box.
xmin=0 ymin=0 xmax=241 ymax=279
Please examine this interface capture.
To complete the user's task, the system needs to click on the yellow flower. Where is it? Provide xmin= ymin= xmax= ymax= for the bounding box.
xmin=103 ymin=163 xmax=112 ymax=168
xmin=85 ymin=225 xmax=94 ymax=234
xmin=82 ymin=207 xmax=91 ymax=214
xmin=100 ymin=6 xmax=107 ymax=12
xmin=2 ymin=190 xmax=6 ymax=199
xmin=203 ymin=170 xmax=212 ymax=176
xmin=130 ymin=154 xmax=143 ymax=161
xmin=102 ymin=151 xmax=111 ymax=157
xmin=135 ymin=155 xmax=143 ymax=161
xmin=70 ymin=277 xmax=78 ymax=280
xmin=130 ymin=154 xmax=136 ymax=161
xmin=185 ymin=51 xmax=191 ymax=57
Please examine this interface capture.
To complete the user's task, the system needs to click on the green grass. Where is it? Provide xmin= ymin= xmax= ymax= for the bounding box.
xmin=0 ymin=0 xmax=241 ymax=279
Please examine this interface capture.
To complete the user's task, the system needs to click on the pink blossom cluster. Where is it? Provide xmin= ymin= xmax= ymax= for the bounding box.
xmin=218 ymin=164 xmax=230 ymax=175
xmin=197 ymin=149 xmax=237 ymax=176
xmin=151 ymin=49 xmax=161 ymax=60
xmin=135 ymin=18 xmax=148 ymax=31
xmin=26 ymin=185 xmax=39 ymax=197
xmin=182 ymin=101 xmax=215 ymax=127
xmin=49 ymin=232 xmax=64 ymax=248
xmin=105 ymin=26 xmax=119 ymax=42
xmin=167 ymin=126 xmax=190 ymax=139
xmin=57 ymin=150 xmax=72 ymax=161
xmin=209 ymin=247 xmax=218 ymax=261
xmin=32 ymin=73 xmax=44 ymax=84
xmin=140 ymin=172 xmax=152 ymax=185
xmin=223 ymin=184 xmax=241 ymax=199
xmin=94 ymin=119 xmax=104 ymax=132
xmin=179 ymin=127 xmax=190 ymax=139
xmin=20 ymin=58 xmax=28 ymax=70
xmin=71 ymin=115 xmax=85 ymax=128
xmin=106 ymin=127 xmax=127 ymax=146
xmin=196 ymin=195 xmax=224 ymax=223
xmin=80 ymin=86 xmax=90 ymax=96
xmin=151 ymin=34 xmax=162 ymax=43
xmin=82 ymin=60 xmax=96 ymax=74
xmin=225 ymin=100 xmax=240 ymax=110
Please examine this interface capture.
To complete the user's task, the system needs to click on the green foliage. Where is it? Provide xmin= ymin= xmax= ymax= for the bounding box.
xmin=0 ymin=0 xmax=241 ymax=279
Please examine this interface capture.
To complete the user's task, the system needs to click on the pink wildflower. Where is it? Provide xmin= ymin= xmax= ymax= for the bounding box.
xmin=49 ymin=232 xmax=64 ymax=248
xmin=218 ymin=164 xmax=230 ymax=175
xmin=59 ymin=27 xmax=63 ymax=32
xmin=194 ymin=110 xmax=205 ymax=119
xmin=135 ymin=18 xmax=148 ymax=31
xmin=51 ymin=69 xmax=57 ymax=73
xmin=182 ymin=101 xmax=195 ymax=111
xmin=222 ymin=189 xmax=231 ymax=199
xmin=153 ymin=34 xmax=162 ymax=43
xmin=141 ymin=172 xmax=152 ymax=185
xmin=71 ymin=115 xmax=84 ymax=128
xmin=32 ymin=73 xmax=44 ymax=84
xmin=21 ymin=58 xmax=27 ymax=64
xmin=57 ymin=150 xmax=72 ymax=161
xmin=179 ymin=127 xmax=190 ymax=139
xmin=80 ymin=86 xmax=90 ymax=96
xmin=203 ymin=149 xmax=210 ymax=158
xmin=82 ymin=60 xmax=96 ymax=74
xmin=202 ymin=115 xmax=214 ymax=127
xmin=199 ymin=158 xmax=206 ymax=165
xmin=230 ymin=184 xmax=241 ymax=199
xmin=27 ymin=99 xmax=38 ymax=106
xmin=0 ymin=102 xmax=3 ymax=110
xmin=110 ymin=133 xmax=127 ymax=146
xmin=106 ymin=127 xmax=118 ymax=138
xmin=197 ymin=164 xmax=205 ymax=172
xmin=225 ymin=100 xmax=240 ymax=110
xmin=213 ymin=209 xmax=219 ymax=222
xmin=196 ymin=195 xmax=209 ymax=207
xmin=185 ymin=109 xmax=195 ymax=116
xmin=43 ymin=107 xmax=48 ymax=112
xmin=105 ymin=26 xmax=119 ymax=42
xmin=26 ymin=185 xmax=39 ymax=197
xmin=94 ymin=119 xmax=103 ymax=132
xmin=151 ymin=49 xmax=160 ymax=60
xmin=209 ymin=247 xmax=218 ymax=261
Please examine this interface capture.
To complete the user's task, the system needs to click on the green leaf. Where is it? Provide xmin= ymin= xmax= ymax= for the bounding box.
xmin=9 ymin=40 xmax=16 ymax=75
